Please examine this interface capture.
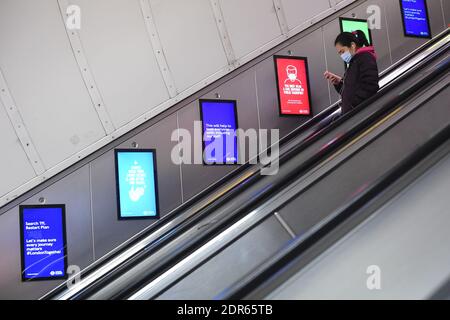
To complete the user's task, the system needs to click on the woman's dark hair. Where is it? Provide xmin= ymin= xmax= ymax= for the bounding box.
xmin=335 ymin=30 xmax=370 ymax=48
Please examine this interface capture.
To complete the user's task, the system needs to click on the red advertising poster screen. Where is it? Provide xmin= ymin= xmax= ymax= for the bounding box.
xmin=274 ymin=56 xmax=312 ymax=116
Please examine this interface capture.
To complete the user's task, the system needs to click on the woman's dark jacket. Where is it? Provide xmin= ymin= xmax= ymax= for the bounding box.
xmin=334 ymin=46 xmax=379 ymax=113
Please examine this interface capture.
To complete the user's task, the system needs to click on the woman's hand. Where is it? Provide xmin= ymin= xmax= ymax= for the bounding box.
xmin=324 ymin=71 xmax=342 ymax=85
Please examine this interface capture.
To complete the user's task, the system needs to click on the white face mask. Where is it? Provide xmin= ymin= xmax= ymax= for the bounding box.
xmin=288 ymin=73 xmax=297 ymax=81
xmin=341 ymin=50 xmax=352 ymax=64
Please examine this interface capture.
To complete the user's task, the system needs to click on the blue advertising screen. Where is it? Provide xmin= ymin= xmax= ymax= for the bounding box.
xmin=400 ymin=0 xmax=431 ymax=38
xmin=20 ymin=205 xmax=67 ymax=281
xmin=200 ymin=100 xmax=238 ymax=165
xmin=115 ymin=149 xmax=159 ymax=219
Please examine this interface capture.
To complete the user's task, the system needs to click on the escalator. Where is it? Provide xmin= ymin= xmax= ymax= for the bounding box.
xmin=43 ymin=29 xmax=450 ymax=300
xmin=221 ymin=77 xmax=450 ymax=300
xmin=244 ymin=141 xmax=450 ymax=299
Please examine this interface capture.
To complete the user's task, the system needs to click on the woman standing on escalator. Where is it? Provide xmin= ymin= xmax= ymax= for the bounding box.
xmin=324 ymin=30 xmax=380 ymax=114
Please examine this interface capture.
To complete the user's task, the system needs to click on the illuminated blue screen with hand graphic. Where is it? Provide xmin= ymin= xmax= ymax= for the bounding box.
xmin=115 ymin=150 xmax=159 ymax=219
xmin=20 ymin=205 xmax=67 ymax=281
xmin=400 ymin=0 xmax=431 ymax=38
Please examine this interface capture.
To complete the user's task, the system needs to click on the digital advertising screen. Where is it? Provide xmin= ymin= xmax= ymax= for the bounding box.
xmin=199 ymin=99 xmax=239 ymax=165
xmin=400 ymin=0 xmax=432 ymax=38
xmin=274 ymin=56 xmax=312 ymax=116
xmin=339 ymin=17 xmax=373 ymax=46
xmin=114 ymin=149 xmax=159 ymax=219
xmin=19 ymin=205 xmax=68 ymax=281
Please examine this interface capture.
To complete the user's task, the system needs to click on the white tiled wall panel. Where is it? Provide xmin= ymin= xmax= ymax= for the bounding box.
xmin=218 ymin=0 xmax=283 ymax=59
xmin=70 ymin=0 xmax=170 ymax=128
xmin=0 ymin=0 xmax=106 ymax=169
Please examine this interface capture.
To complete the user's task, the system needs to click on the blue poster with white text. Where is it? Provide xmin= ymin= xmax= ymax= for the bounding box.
xmin=21 ymin=206 xmax=67 ymax=281
xmin=400 ymin=0 xmax=431 ymax=38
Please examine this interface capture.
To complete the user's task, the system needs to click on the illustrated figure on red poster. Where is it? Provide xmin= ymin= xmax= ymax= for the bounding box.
xmin=274 ymin=56 xmax=311 ymax=116
xmin=284 ymin=65 xmax=305 ymax=96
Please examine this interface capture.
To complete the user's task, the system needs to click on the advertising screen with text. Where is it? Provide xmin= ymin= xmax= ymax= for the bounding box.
xmin=339 ymin=17 xmax=373 ymax=46
xmin=400 ymin=0 xmax=431 ymax=38
xmin=274 ymin=56 xmax=312 ymax=116
xmin=20 ymin=205 xmax=67 ymax=281
xmin=200 ymin=100 xmax=238 ymax=165
xmin=115 ymin=149 xmax=159 ymax=219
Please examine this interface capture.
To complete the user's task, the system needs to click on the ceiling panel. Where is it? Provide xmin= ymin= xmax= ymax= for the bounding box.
xmin=148 ymin=0 xmax=228 ymax=91
xmin=70 ymin=0 xmax=170 ymax=128
xmin=0 ymin=0 xmax=106 ymax=168
xmin=218 ymin=0 xmax=282 ymax=59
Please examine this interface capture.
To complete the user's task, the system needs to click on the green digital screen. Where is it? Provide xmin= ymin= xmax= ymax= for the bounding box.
xmin=339 ymin=18 xmax=373 ymax=46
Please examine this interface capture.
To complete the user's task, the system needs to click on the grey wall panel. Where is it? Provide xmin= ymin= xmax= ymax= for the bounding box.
xmin=218 ymin=0 xmax=282 ymax=59
xmin=277 ymin=28 xmax=332 ymax=116
xmin=0 ymin=0 xmax=106 ymax=169
xmin=70 ymin=0 xmax=170 ymax=128
xmin=0 ymin=100 xmax=36 ymax=197
xmin=341 ymin=0 xmax=392 ymax=71
xmin=149 ymin=0 xmax=228 ymax=92
xmin=0 ymin=166 xmax=93 ymax=300
xmin=90 ymin=113 xmax=181 ymax=259
xmin=385 ymin=0 xmax=444 ymax=63
xmin=157 ymin=215 xmax=292 ymax=300
xmin=444 ymin=0 xmax=450 ymax=25
xmin=428 ymin=0 xmax=447 ymax=34
xmin=281 ymin=0 xmax=332 ymax=30
xmin=180 ymin=69 xmax=259 ymax=201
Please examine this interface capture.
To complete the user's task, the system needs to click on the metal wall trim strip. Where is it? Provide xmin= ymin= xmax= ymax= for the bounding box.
xmin=0 ymin=69 xmax=45 ymax=176
xmin=139 ymin=0 xmax=178 ymax=98
xmin=209 ymin=0 xmax=237 ymax=67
